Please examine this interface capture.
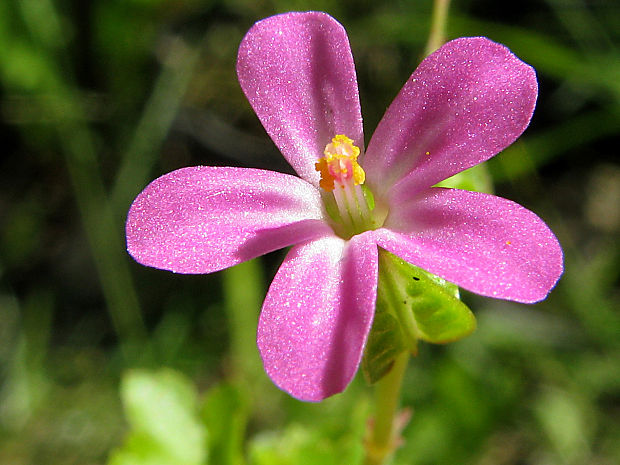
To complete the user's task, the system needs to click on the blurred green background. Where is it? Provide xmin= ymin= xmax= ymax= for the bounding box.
xmin=1 ymin=0 xmax=619 ymax=464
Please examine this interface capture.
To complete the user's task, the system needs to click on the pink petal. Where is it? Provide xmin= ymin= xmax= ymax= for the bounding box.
xmin=372 ymin=188 xmax=563 ymax=303
xmin=258 ymin=233 xmax=378 ymax=401
xmin=126 ymin=166 xmax=332 ymax=274
xmin=237 ymin=12 xmax=363 ymax=186
xmin=363 ymin=37 xmax=538 ymax=200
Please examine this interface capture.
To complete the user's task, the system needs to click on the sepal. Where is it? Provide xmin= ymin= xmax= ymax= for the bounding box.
xmin=362 ymin=251 xmax=476 ymax=384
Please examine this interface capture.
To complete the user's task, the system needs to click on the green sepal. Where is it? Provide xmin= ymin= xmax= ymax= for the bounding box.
xmin=362 ymin=251 xmax=476 ymax=384
xmin=435 ymin=163 xmax=494 ymax=194
xmin=361 ymin=302 xmax=412 ymax=384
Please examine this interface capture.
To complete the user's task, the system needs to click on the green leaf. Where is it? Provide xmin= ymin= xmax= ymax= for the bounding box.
xmin=108 ymin=433 xmax=180 ymax=465
xmin=249 ymin=425 xmax=332 ymax=465
xmin=362 ymin=251 xmax=476 ymax=384
xmin=247 ymin=402 xmax=367 ymax=465
xmin=108 ymin=369 xmax=208 ymax=465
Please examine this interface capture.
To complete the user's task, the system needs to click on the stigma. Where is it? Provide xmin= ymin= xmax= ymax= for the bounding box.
xmin=315 ymin=135 xmax=385 ymax=238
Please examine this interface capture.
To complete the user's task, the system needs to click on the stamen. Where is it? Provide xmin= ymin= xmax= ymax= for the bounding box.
xmin=315 ymin=134 xmax=380 ymax=237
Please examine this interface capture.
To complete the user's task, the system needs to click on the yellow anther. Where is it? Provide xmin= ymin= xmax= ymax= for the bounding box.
xmin=315 ymin=135 xmax=365 ymax=191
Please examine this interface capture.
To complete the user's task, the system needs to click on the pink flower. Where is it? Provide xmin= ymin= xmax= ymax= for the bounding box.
xmin=126 ymin=12 xmax=563 ymax=401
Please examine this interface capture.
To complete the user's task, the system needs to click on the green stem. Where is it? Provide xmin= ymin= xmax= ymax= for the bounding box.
xmin=424 ymin=0 xmax=452 ymax=56
xmin=365 ymin=351 xmax=410 ymax=465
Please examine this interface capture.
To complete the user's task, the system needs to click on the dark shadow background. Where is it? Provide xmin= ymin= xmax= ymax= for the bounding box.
xmin=1 ymin=0 xmax=618 ymax=464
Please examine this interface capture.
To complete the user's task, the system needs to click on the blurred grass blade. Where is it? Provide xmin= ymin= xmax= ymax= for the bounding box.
xmin=6 ymin=0 xmax=148 ymax=359
xmin=112 ymin=36 xmax=200 ymax=212
xmin=222 ymin=259 xmax=264 ymax=384
xmin=202 ymin=383 xmax=249 ymax=465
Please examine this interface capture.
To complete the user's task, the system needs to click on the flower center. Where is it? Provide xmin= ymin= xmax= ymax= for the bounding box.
xmin=315 ymin=135 xmax=386 ymax=238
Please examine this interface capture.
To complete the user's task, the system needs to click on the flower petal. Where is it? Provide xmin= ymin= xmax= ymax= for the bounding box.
xmin=126 ymin=166 xmax=331 ymax=274
xmin=258 ymin=234 xmax=378 ymax=401
xmin=373 ymin=188 xmax=563 ymax=303
xmin=237 ymin=11 xmax=363 ymax=186
xmin=364 ymin=37 xmax=537 ymax=199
